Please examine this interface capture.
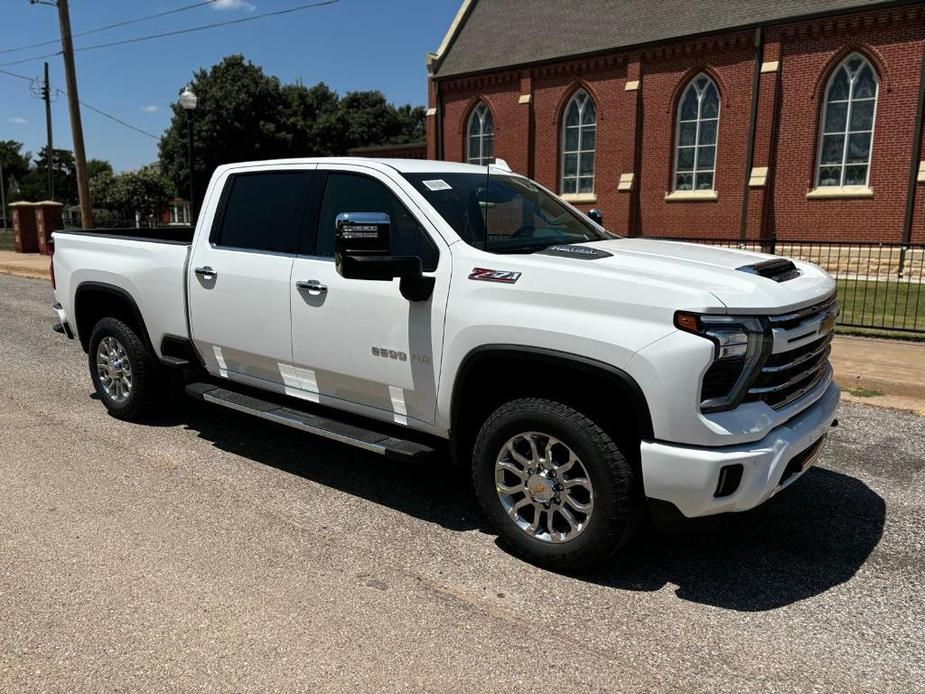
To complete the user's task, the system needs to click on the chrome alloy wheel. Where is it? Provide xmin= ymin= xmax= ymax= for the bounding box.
xmin=494 ymin=431 xmax=594 ymax=544
xmin=96 ymin=336 xmax=133 ymax=404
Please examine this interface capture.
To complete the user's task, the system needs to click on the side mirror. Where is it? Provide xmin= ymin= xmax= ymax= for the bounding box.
xmin=587 ymin=209 xmax=604 ymax=225
xmin=334 ymin=212 xmax=435 ymax=301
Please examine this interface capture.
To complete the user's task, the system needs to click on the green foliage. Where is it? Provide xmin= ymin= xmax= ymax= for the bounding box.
xmin=159 ymin=55 xmax=426 ymax=209
xmin=105 ymin=166 xmax=173 ymax=225
xmin=14 ymin=147 xmax=77 ymax=204
xmin=87 ymin=159 xmax=114 ymax=180
xmin=0 ymin=140 xmax=30 ymax=195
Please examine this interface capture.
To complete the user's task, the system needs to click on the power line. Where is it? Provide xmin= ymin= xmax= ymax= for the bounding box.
xmin=0 ymin=1 xmax=340 ymax=68
xmin=0 ymin=67 xmax=161 ymax=141
xmin=55 ymin=89 xmax=160 ymax=141
xmin=0 ymin=0 xmax=221 ymax=56
xmin=0 ymin=67 xmax=35 ymax=82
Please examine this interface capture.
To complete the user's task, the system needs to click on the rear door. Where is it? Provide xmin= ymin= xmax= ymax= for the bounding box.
xmin=188 ymin=166 xmax=315 ymax=388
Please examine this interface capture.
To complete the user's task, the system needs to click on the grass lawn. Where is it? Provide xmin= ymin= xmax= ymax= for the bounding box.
xmin=0 ymin=229 xmax=12 ymax=251
xmin=836 ymin=277 xmax=925 ymax=335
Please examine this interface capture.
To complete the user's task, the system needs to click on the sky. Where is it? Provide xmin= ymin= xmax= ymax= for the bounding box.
xmin=0 ymin=0 xmax=459 ymax=172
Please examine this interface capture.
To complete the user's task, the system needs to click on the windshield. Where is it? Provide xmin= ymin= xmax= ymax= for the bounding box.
xmin=402 ymin=172 xmax=615 ymax=253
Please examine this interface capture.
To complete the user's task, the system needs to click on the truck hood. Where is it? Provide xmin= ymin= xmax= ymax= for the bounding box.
xmin=537 ymin=238 xmax=835 ymax=313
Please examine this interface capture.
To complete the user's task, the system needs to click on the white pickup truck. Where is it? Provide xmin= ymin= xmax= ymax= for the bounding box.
xmin=51 ymin=157 xmax=839 ymax=569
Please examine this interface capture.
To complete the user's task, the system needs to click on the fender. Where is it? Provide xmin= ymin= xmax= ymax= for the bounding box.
xmin=73 ymin=281 xmax=155 ymax=355
xmin=451 ymin=344 xmax=654 ymax=441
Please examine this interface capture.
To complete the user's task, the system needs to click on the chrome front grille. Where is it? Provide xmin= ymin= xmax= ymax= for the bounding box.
xmin=745 ymin=294 xmax=837 ymax=410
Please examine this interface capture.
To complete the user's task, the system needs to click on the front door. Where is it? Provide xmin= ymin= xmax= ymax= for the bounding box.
xmin=188 ymin=166 xmax=314 ymax=388
xmin=288 ymin=166 xmax=449 ymax=426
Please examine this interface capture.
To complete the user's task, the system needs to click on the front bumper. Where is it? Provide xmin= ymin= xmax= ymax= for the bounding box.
xmin=640 ymin=382 xmax=839 ymax=518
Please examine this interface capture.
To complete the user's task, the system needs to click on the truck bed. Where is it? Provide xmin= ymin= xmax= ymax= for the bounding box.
xmin=52 ymin=229 xmax=194 ymax=356
xmin=55 ymin=226 xmax=195 ymax=245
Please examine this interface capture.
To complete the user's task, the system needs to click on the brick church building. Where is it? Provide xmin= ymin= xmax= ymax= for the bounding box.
xmin=424 ymin=0 xmax=925 ymax=244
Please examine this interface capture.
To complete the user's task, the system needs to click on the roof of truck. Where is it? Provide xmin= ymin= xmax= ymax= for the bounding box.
xmin=217 ymin=157 xmax=499 ymax=175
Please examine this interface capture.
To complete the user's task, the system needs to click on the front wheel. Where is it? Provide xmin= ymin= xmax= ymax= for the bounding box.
xmin=472 ymin=398 xmax=642 ymax=570
xmin=88 ymin=317 xmax=161 ymax=422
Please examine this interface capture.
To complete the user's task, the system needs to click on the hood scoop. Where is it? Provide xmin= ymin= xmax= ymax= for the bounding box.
xmin=737 ymin=258 xmax=802 ymax=283
xmin=537 ymin=244 xmax=613 ymax=260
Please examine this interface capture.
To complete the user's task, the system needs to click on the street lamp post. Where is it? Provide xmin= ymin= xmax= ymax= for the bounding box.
xmin=179 ymin=85 xmax=198 ymax=226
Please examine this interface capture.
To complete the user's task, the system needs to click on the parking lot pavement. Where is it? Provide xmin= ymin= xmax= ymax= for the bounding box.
xmin=0 ymin=273 xmax=922 ymax=693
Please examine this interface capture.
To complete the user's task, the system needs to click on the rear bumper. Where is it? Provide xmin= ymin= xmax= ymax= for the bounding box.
xmin=52 ymin=303 xmax=74 ymax=339
xmin=640 ymin=382 xmax=839 ymax=518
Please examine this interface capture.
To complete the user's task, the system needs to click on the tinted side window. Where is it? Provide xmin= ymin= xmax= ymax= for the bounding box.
xmin=316 ymin=173 xmax=438 ymax=271
xmin=214 ymin=171 xmax=311 ymax=253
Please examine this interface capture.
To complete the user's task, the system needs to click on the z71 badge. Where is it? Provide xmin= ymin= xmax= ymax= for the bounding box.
xmin=469 ymin=268 xmax=522 ymax=284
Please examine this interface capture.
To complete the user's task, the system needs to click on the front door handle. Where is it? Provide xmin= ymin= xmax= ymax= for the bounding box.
xmin=296 ymin=279 xmax=328 ymax=295
xmin=194 ymin=266 xmax=217 ymax=278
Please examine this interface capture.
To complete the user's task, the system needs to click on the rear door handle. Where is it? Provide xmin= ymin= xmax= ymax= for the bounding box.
xmin=296 ymin=279 xmax=328 ymax=295
xmin=194 ymin=266 xmax=217 ymax=278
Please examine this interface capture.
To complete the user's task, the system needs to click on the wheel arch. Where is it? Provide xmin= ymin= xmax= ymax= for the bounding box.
xmin=73 ymin=282 xmax=155 ymax=355
xmin=449 ymin=345 xmax=653 ymax=466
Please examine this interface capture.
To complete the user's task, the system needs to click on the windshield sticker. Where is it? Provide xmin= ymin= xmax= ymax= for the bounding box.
xmin=422 ymin=179 xmax=452 ymax=191
xmin=469 ymin=268 xmax=522 ymax=284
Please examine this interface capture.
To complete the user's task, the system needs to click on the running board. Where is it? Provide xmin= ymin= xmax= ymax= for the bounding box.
xmin=184 ymin=382 xmax=436 ymax=461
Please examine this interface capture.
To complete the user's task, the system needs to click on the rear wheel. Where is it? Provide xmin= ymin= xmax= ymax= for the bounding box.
xmin=472 ymin=397 xmax=642 ymax=570
xmin=88 ymin=317 xmax=161 ymax=421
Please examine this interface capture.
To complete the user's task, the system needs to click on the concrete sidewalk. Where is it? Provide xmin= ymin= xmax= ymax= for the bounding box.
xmin=3 ymin=248 xmax=923 ymax=401
xmin=830 ymin=336 xmax=925 ymax=400
xmin=0 ymin=251 xmax=49 ymax=280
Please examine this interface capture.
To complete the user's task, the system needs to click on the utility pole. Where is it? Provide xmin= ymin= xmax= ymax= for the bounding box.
xmin=43 ymin=62 xmax=54 ymax=201
xmin=54 ymin=0 xmax=93 ymax=228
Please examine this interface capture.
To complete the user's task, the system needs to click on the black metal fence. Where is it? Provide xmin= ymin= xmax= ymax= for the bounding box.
xmin=656 ymin=238 xmax=925 ymax=335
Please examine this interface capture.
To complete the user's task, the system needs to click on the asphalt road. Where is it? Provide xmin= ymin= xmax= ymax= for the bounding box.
xmin=1 ymin=273 xmax=922 ymax=693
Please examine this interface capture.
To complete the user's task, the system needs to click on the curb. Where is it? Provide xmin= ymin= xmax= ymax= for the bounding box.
xmin=0 ymin=265 xmax=50 ymax=281
xmin=833 ymin=371 xmax=925 ymax=400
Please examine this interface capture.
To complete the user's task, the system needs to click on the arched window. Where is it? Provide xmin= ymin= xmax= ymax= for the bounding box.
xmin=561 ymin=90 xmax=596 ymax=194
xmin=466 ymin=102 xmax=494 ymax=166
xmin=674 ymin=74 xmax=720 ymax=191
xmin=817 ymin=54 xmax=878 ymax=187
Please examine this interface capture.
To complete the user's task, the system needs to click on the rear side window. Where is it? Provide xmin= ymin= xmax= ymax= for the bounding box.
xmin=314 ymin=172 xmax=439 ymax=271
xmin=213 ymin=171 xmax=311 ymax=253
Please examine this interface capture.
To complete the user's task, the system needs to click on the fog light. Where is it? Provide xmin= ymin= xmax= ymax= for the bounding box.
xmin=714 ymin=464 xmax=743 ymax=497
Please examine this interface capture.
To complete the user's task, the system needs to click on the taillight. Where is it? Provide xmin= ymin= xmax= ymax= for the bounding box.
xmin=49 ymin=239 xmax=56 ymax=289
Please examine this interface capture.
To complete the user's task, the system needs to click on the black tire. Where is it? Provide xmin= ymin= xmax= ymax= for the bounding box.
xmin=88 ymin=317 xmax=161 ymax=422
xmin=472 ymin=397 xmax=642 ymax=570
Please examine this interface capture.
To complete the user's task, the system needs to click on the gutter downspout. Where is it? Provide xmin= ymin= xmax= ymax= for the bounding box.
xmin=435 ymin=79 xmax=445 ymax=161
xmin=899 ymin=36 xmax=925 ymax=276
xmin=739 ymin=26 xmax=764 ymax=244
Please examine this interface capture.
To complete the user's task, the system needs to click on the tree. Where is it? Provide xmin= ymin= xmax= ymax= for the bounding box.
xmin=87 ymin=159 xmax=113 ymax=180
xmin=15 ymin=147 xmax=77 ymax=204
xmin=393 ymin=104 xmax=427 ymax=144
xmin=280 ymin=81 xmax=342 ymax=157
xmin=0 ymin=141 xmax=30 ymax=221
xmin=159 ymin=55 xmax=289 ymax=212
xmin=0 ymin=140 xmax=30 ymax=190
xmin=159 ymin=55 xmax=427 ymax=209
xmin=107 ymin=166 xmax=172 ymax=226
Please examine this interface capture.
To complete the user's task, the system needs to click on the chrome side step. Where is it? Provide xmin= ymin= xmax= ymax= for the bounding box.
xmin=184 ymin=382 xmax=436 ymax=461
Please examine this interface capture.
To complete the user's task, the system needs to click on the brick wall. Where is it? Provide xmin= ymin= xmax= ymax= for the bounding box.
xmin=428 ymin=4 xmax=925 ymax=244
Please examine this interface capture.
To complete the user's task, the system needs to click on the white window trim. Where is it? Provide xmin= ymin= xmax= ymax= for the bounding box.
xmin=560 ymin=90 xmax=596 ymax=195
xmin=466 ymin=103 xmax=494 ymax=166
xmin=561 ymin=193 xmax=598 ymax=204
xmin=806 ymin=186 xmax=874 ymax=199
xmin=672 ymin=74 xmax=720 ymax=193
xmin=814 ymin=53 xmax=879 ymax=189
xmin=665 ymin=190 xmax=719 ymax=202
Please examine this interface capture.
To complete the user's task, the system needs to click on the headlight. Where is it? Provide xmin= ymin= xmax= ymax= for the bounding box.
xmin=675 ymin=312 xmax=771 ymax=412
